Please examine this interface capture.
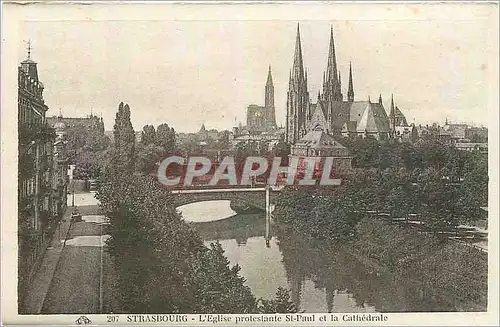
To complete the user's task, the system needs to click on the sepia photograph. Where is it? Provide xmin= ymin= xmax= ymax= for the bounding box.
xmin=1 ymin=2 xmax=499 ymax=325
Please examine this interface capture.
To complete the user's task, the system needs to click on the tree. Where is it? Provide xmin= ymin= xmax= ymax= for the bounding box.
xmin=113 ymin=102 xmax=136 ymax=175
xmin=458 ymin=151 xmax=488 ymax=222
xmin=136 ymin=143 xmax=165 ymax=175
xmin=141 ymin=125 xmax=156 ymax=146
xmin=217 ymin=130 xmax=230 ymax=150
xmin=273 ymin=135 xmax=291 ymax=158
xmin=156 ymin=123 xmax=176 ymax=154
xmin=257 ymin=287 xmax=297 ymax=313
xmin=97 ymin=163 xmax=262 ymax=313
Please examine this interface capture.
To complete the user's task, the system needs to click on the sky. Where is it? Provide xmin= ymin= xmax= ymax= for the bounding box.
xmin=16 ymin=4 xmax=497 ymax=133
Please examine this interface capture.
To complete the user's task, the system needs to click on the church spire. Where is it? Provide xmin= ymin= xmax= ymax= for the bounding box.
xmin=286 ymin=23 xmax=309 ymax=145
xmin=390 ymin=94 xmax=395 ymax=116
xmin=389 ymin=94 xmax=396 ymax=136
xmin=292 ymin=23 xmax=304 ymax=83
xmin=266 ymin=65 xmax=273 ymax=87
xmin=379 ymin=94 xmax=383 ymax=104
xmin=347 ymin=61 xmax=354 ymax=102
xmin=326 ymin=26 xmax=338 ymax=86
xmin=265 ymin=64 xmax=276 ymax=126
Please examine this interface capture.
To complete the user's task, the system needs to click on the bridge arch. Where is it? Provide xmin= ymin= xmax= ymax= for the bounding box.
xmin=172 ymin=191 xmax=267 ymax=212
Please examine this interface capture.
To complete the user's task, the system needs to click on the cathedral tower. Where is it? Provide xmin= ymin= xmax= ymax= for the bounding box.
xmin=286 ymin=24 xmax=309 ymax=144
xmin=323 ymin=27 xmax=343 ymax=104
xmin=322 ymin=27 xmax=344 ymax=133
xmin=265 ymin=65 xmax=277 ymax=128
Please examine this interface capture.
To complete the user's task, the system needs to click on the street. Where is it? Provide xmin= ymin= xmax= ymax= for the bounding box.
xmin=40 ymin=193 xmax=110 ymax=314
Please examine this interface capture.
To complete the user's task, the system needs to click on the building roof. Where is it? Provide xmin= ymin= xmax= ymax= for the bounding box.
xmin=356 ymin=102 xmax=390 ymax=133
xmin=341 ymin=121 xmax=357 ymax=133
xmin=328 ymin=100 xmax=390 ymax=133
xmin=21 ymin=58 xmax=37 ymax=64
xmin=295 ymin=128 xmax=346 ymax=150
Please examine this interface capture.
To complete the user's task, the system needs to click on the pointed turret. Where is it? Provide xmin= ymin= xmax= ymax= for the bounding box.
xmin=390 ymin=94 xmax=395 ymax=117
xmin=379 ymin=94 xmax=383 ymax=105
xmin=389 ymin=94 xmax=396 ymax=136
xmin=347 ymin=61 xmax=354 ymax=102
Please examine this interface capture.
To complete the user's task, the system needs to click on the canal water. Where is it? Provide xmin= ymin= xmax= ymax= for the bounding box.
xmin=178 ymin=200 xmax=486 ymax=313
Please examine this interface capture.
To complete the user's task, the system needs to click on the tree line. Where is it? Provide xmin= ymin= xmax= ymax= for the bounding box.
xmin=274 ymin=137 xmax=487 ymax=240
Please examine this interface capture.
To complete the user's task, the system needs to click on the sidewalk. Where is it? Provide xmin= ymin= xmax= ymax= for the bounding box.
xmin=22 ymin=207 xmax=74 ymax=314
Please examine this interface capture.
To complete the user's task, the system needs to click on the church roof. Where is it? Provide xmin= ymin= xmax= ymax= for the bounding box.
xmin=356 ymin=102 xmax=390 ymax=133
xmin=295 ymin=128 xmax=346 ymax=150
xmin=341 ymin=121 xmax=357 ymax=132
xmin=308 ymin=101 xmax=329 ymax=131
xmin=21 ymin=58 xmax=36 ymax=64
xmin=328 ymin=100 xmax=389 ymax=132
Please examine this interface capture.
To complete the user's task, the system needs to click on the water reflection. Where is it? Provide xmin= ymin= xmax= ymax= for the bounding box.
xmin=183 ymin=201 xmax=486 ymax=312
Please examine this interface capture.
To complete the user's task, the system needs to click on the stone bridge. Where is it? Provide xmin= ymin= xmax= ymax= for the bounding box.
xmin=171 ymin=187 xmax=281 ymax=212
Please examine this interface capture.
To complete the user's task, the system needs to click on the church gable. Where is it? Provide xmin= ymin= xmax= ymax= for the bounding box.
xmin=357 ymin=103 xmax=377 ymax=132
xmin=308 ymin=102 xmax=329 ymax=132
xmin=348 ymin=101 xmax=368 ymax=123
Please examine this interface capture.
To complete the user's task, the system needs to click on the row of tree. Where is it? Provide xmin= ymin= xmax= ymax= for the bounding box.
xmin=65 ymin=119 xmax=110 ymax=180
xmin=340 ymin=136 xmax=479 ymax=179
xmin=97 ymin=102 xmax=297 ymax=313
xmin=274 ymin=155 xmax=487 ymax=240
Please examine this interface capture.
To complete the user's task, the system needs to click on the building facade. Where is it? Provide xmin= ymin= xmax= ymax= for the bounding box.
xmin=290 ymin=127 xmax=353 ymax=176
xmin=46 ymin=113 xmax=105 ymax=136
xmin=18 ymin=56 xmax=52 ymax=234
xmin=18 ymin=52 xmax=68 ymax=311
xmin=286 ymin=25 xmax=408 ymax=144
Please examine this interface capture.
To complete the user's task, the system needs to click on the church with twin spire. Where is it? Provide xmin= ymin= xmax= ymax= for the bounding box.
xmin=286 ymin=24 xmax=408 ymax=145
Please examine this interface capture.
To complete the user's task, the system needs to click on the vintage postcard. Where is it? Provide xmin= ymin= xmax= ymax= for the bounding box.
xmin=1 ymin=1 xmax=499 ymax=326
